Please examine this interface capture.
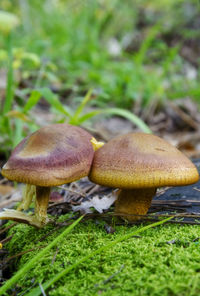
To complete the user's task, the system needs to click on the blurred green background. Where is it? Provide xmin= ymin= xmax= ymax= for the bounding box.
xmin=0 ymin=0 xmax=200 ymax=154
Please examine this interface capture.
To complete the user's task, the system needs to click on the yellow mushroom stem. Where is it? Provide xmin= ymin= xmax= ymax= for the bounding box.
xmin=17 ymin=184 xmax=36 ymax=211
xmin=35 ymin=186 xmax=51 ymax=226
xmin=115 ymin=188 xmax=157 ymax=221
xmin=0 ymin=186 xmax=51 ymax=228
xmin=7 ymin=184 xmax=50 ymax=227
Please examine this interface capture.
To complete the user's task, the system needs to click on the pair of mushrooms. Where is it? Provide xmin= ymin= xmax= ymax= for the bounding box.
xmin=0 ymin=123 xmax=199 ymax=227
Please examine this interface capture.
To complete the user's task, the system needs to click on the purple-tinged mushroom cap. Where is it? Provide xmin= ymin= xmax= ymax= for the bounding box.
xmin=0 ymin=123 xmax=95 ymax=227
xmin=2 ymin=123 xmax=94 ymax=186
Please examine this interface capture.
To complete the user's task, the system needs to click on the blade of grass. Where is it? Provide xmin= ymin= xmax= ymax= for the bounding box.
xmin=2 ymin=32 xmax=14 ymax=115
xmin=1 ymin=31 xmax=14 ymax=140
xmin=70 ymin=110 xmax=102 ymax=125
xmin=26 ymin=216 xmax=173 ymax=296
xmin=23 ymin=90 xmax=41 ymax=113
xmin=104 ymin=108 xmax=152 ymax=133
xmin=13 ymin=118 xmax=23 ymax=147
xmin=37 ymin=88 xmax=72 ymax=117
xmin=134 ymin=23 xmax=161 ymax=66
xmin=69 ymin=89 xmax=93 ymax=124
xmin=0 ymin=215 xmax=84 ymax=296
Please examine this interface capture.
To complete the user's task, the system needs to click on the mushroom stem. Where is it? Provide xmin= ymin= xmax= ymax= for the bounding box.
xmin=115 ymin=188 xmax=157 ymax=221
xmin=35 ymin=186 xmax=51 ymax=226
xmin=17 ymin=184 xmax=36 ymax=211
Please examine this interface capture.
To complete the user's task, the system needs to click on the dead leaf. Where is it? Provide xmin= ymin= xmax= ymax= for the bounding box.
xmin=72 ymin=193 xmax=117 ymax=214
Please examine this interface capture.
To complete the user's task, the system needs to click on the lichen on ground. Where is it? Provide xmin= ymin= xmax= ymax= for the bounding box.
xmin=4 ymin=215 xmax=200 ymax=296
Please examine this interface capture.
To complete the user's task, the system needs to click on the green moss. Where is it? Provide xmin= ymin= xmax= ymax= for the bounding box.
xmin=5 ymin=217 xmax=200 ymax=296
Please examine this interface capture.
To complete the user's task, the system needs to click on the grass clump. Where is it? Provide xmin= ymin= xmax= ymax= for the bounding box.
xmin=4 ymin=216 xmax=200 ymax=296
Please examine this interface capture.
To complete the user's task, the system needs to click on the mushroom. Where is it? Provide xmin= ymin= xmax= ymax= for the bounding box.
xmin=89 ymin=133 xmax=199 ymax=221
xmin=0 ymin=123 xmax=103 ymax=227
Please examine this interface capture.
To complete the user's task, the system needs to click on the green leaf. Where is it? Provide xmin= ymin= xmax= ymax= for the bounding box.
xmin=104 ymin=108 xmax=152 ymax=133
xmin=3 ymin=33 xmax=14 ymax=115
xmin=69 ymin=110 xmax=101 ymax=125
xmin=134 ymin=23 xmax=161 ymax=66
xmin=37 ymin=88 xmax=72 ymax=117
xmin=13 ymin=118 xmax=23 ymax=147
xmin=23 ymin=90 xmax=41 ymax=113
xmin=72 ymin=89 xmax=93 ymax=122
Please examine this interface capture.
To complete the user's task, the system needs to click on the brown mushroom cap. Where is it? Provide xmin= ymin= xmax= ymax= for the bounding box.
xmin=89 ymin=133 xmax=199 ymax=189
xmin=2 ymin=124 xmax=94 ymax=186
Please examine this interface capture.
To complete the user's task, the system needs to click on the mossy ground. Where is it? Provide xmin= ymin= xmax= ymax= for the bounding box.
xmin=5 ymin=215 xmax=200 ymax=296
